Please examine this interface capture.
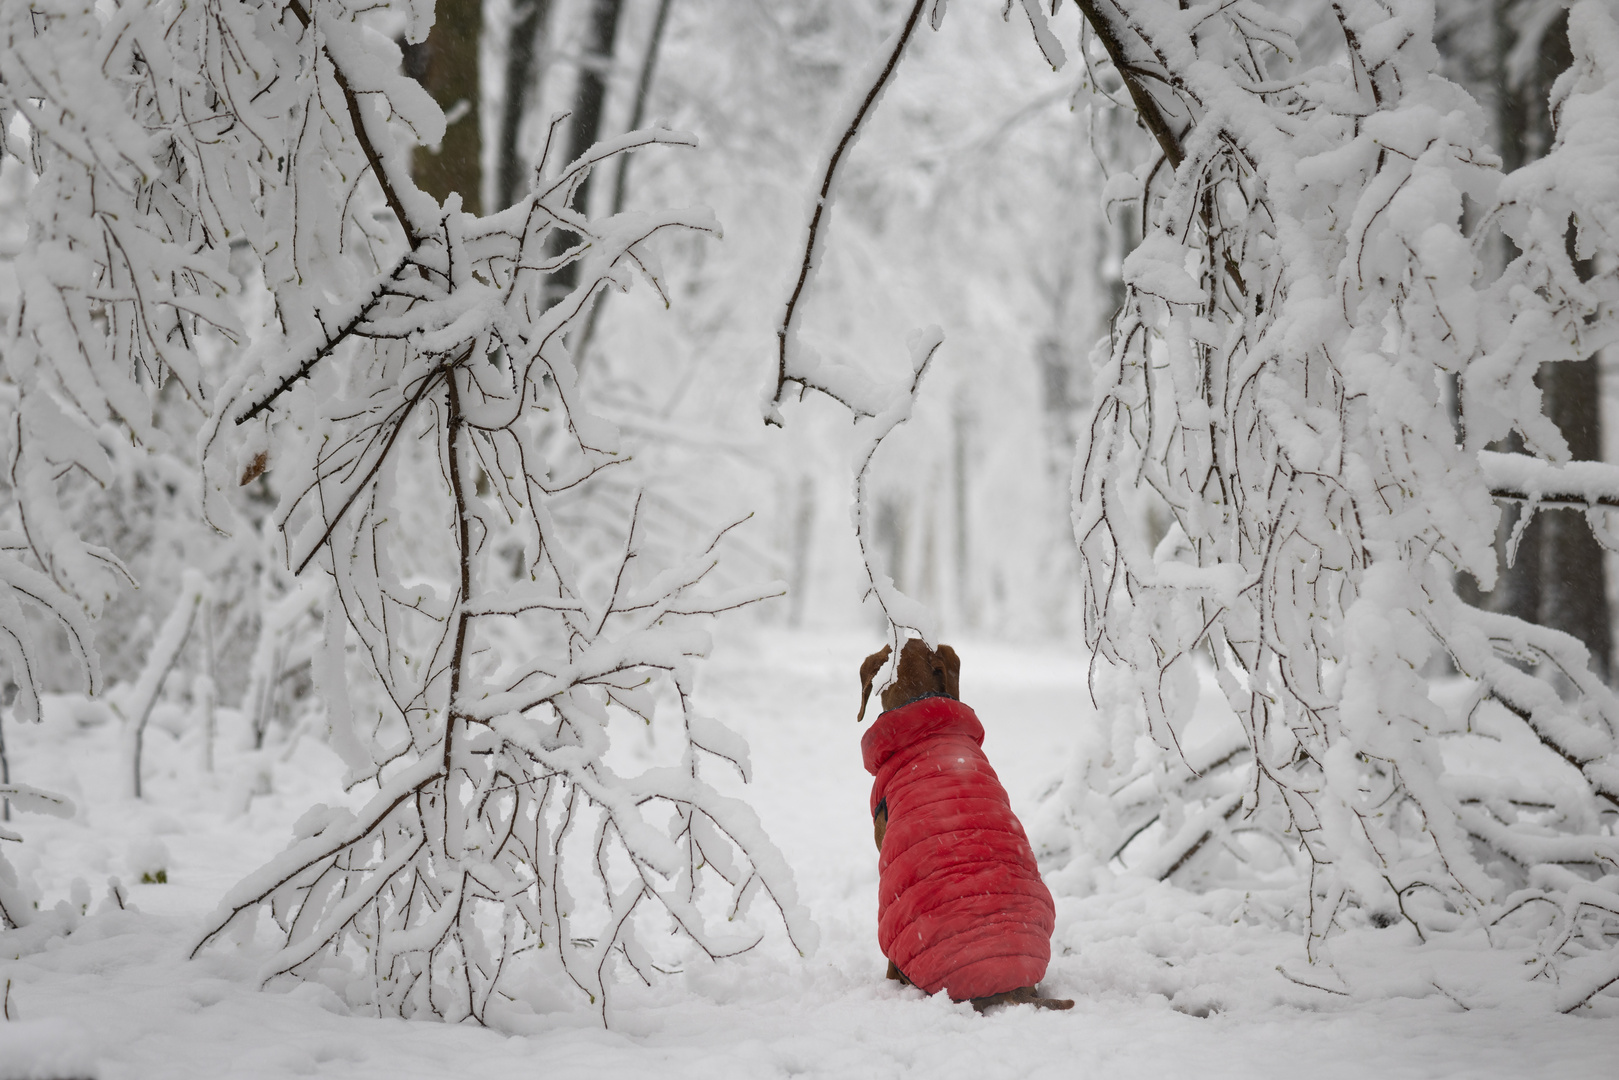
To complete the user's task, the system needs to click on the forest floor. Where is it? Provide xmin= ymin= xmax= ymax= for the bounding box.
xmin=1 ymin=628 xmax=1616 ymax=1079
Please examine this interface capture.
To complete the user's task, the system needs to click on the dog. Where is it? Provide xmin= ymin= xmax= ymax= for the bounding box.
xmin=859 ymin=637 xmax=1073 ymax=1012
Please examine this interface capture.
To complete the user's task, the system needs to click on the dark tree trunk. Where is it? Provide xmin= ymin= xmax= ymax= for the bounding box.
xmin=546 ymin=0 xmax=624 ymax=307
xmin=1484 ymin=6 xmax=1611 ymax=679
xmin=953 ymin=406 xmax=973 ymax=628
xmin=403 ymin=0 xmax=483 ymax=215
xmin=562 ymin=0 xmax=624 ymax=213
xmin=574 ymin=0 xmax=674 ymax=364
xmin=1495 ymin=3 xmax=1561 ymax=174
xmin=610 ymin=0 xmax=674 ymax=216
xmin=496 ymin=0 xmax=554 ymax=211
xmin=1537 ymin=341 xmax=1610 ymax=679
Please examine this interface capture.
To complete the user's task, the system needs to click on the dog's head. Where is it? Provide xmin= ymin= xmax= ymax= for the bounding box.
xmin=857 ymin=637 xmax=960 ymax=721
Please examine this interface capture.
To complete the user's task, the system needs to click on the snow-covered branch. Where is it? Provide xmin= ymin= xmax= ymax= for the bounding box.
xmin=1067 ymin=0 xmax=1619 ymax=989
xmin=766 ymin=0 xmax=1063 ymax=655
xmin=1480 ymin=451 xmax=1619 ymax=512
xmin=173 ymin=4 xmax=810 ymax=1022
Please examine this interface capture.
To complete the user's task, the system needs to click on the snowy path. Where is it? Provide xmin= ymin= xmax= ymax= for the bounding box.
xmin=2 ymin=630 xmax=1616 ymax=1078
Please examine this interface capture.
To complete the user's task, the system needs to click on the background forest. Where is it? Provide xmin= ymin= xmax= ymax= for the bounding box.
xmin=0 ymin=0 xmax=1618 ymax=1074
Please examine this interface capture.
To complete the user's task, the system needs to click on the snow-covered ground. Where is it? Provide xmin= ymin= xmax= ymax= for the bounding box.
xmin=2 ymin=629 xmax=1616 ymax=1079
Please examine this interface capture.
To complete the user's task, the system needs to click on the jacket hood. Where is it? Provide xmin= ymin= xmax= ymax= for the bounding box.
xmin=861 ymin=696 xmax=984 ymax=775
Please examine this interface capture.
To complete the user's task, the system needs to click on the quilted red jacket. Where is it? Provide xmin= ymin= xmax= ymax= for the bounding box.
xmin=862 ymin=695 xmax=1056 ymax=1001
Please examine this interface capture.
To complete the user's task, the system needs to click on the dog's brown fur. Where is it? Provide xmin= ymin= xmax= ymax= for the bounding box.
xmin=863 ymin=639 xmax=958 ymax=851
xmin=857 ymin=639 xmax=960 ymax=723
xmin=860 ymin=636 xmax=1074 ymax=1013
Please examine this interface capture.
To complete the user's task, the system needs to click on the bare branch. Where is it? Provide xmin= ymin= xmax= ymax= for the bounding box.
xmin=770 ymin=0 xmax=931 ymax=420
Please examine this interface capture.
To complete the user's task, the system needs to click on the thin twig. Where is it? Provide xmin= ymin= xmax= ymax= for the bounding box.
xmin=292 ymin=356 xmax=458 ymax=576
xmin=235 ymin=253 xmax=418 ymax=424
xmin=286 ymin=0 xmax=423 ymax=249
xmin=771 ymin=0 xmax=930 ymax=418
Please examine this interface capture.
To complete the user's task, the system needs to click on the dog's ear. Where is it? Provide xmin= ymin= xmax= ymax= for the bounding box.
xmin=937 ymin=644 xmax=960 ymax=699
xmin=858 ymin=645 xmax=892 ymax=722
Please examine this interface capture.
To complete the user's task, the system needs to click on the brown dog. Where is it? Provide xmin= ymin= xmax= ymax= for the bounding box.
xmin=859 ymin=639 xmax=959 ymax=855
xmin=859 ymin=638 xmax=1073 ymax=1012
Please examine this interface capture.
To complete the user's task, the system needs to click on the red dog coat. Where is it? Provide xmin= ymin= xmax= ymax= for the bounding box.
xmin=862 ymin=696 xmax=1056 ymax=1000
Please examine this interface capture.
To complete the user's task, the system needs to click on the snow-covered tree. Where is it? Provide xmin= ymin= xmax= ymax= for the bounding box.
xmin=0 ymin=0 xmax=271 ymax=917
xmin=1059 ymin=0 xmax=1619 ymax=1008
xmin=1 ymin=0 xmax=812 ymax=1016
xmin=1436 ymin=0 xmax=1611 ymax=677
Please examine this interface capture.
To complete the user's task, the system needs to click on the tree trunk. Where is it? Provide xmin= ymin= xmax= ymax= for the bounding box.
xmin=574 ymin=0 xmax=673 ymax=365
xmin=1537 ymin=354 xmax=1611 ymax=680
xmin=610 ymin=0 xmax=674 ymax=216
xmin=953 ymin=405 xmax=972 ymax=628
xmin=1483 ymin=7 xmax=1611 ymax=679
xmin=495 ymin=0 xmax=553 ymax=211
xmin=404 ymin=0 xmax=483 ymax=215
xmin=546 ymin=0 xmax=624 ymax=308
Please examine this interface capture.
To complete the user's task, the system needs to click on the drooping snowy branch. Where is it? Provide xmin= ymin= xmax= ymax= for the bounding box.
xmin=167 ymin=2 xmax=813 ymax=1024
xmin=769 ymin=0 xmax=935 ymax=424
xmin=766 ymin=1 xmax=1062 ymax=659
xmin=850 ymin=328 xmax=945 ymax=657
xmin=1067 ymin=0 xmax=1619 ymax=998
xmin=768 ymin=0 xmax=1065 ymax=422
